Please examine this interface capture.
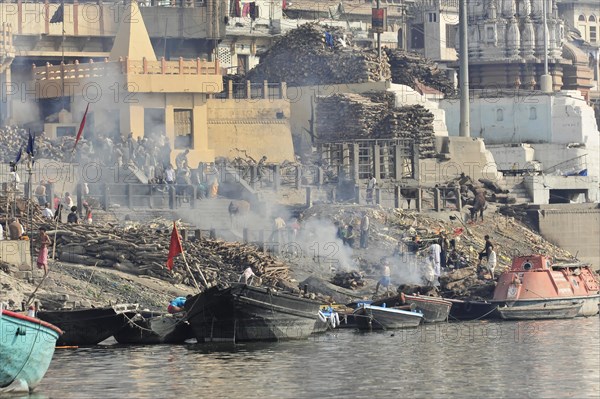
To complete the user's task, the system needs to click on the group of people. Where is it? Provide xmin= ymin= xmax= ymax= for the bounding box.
xmin=334 ymin=212 xmax=370 ymax=249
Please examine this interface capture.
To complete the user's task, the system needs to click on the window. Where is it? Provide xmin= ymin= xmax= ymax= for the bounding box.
xmin=446 ymin=24 xmax=458 ymax=48
xmin=578 ymin=15 xmax=585 ymax=22
xmin=589 ymin=15 xmax=596 ymax=22
xmin=410 ymin=24 xmax=424 ymax=49
xmin=486 ymin=26 xmax=494 ymax=40
xmin=428 ymin=12 xmax=437 ymax=22
xmin=529 ymin=106 xmax=537 ymax=120
xmin=174 ymin=109 xmax=193 ymax=149
xmin=496 ymin=109 xmax=504 ymax=122
xmin=591 ymin=26 xmax=597 ymax=42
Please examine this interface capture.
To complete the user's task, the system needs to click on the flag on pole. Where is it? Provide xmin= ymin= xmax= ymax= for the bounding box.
xmin=26 ymin=130 xmax=35 ymax=156
xmin=166 ymin=222 xmax=183 ymax=270
xmin=50 ymin=3 xmax=64 ymax=24
xmin=14 ymin=147 xmax=22 ymax=164
xmin=73 ymin=103 xmax=90 ymax=152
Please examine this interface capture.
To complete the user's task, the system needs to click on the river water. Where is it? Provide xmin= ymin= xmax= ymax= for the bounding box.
xmin=22 ymin=318 xmax=600 ymax=398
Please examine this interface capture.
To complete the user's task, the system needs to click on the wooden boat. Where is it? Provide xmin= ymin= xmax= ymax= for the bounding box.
xmin=354 ymin=304 xmax=424 ymax=330
xmin=446 ymin=299 xmax=499 ymax=321
xmin=37 ymin=304 xmax=138 ymax=346
xmin=113 ymin=311 xmax=194 ymax=344
xmin=497 ymin=301 xmax=583 ymax=320
xmin=184 ymin=284 xmax=325 ymax=342
xmin=492 ymin=255 xmax=600 ymax=318
xmin=372 ymin=294 xmax=452 ymax=323
xmin=1 ymin=309 xmax=62 ymax=393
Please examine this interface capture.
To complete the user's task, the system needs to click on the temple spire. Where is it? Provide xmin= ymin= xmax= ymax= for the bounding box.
xmin=109 ymin=0 xmax=157 ymax=61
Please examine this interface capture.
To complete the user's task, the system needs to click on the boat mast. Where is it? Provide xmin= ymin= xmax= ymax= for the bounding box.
xmin=458 ymin=0 xmax=470 ymax=137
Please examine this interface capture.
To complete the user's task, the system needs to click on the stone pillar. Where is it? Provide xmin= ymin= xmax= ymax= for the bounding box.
xmin=305 ymin=187 xmax=312 ymax=208
xmin=394 ymin=186 xmax=401 ymax=209
xmin=373 ymin=144 xmax=381 ymax=181
xmin=394 ymin=144 xmax=403 ymax=180
xmin=455 ymin=187 xmax=462 ymax=211
xmin=351 ymin=143 xmax=360 ymax=182
xmin=354 ymin=185 xmax=361 ymax=204
xmin=434 ymin=188 xmax=441 ymax=211
xmin=416 ymin=188 xmax=422 ymax=212
xmin=273 ymin=165 xmax=280 ymax=191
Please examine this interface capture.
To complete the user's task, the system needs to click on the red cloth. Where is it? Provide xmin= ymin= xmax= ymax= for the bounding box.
xmin=37 ymin=246 xmax=48 ymax=268
xmin=166 ymin=222 xmax=183 ymax=270
xmin=73 ymin=103 xmax=90 ymax=152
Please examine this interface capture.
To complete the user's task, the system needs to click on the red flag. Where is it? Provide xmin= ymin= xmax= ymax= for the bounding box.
xmin=166 ymin=222 xmax=183 ymax=270
xmin=73 ymin=103 xmax=90 ymax=152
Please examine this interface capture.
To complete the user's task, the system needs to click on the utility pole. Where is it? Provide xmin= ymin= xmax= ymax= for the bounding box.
xmin=458 ymin=0 xmax=470 ymax=138
xmin=540 ymin=0 xmax=552 ymax=93
xmin=376 ymin=0 xmax=381 ymax=62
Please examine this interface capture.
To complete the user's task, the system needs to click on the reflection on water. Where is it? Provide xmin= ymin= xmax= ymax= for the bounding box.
xmin=30 ymin=318 xmax=599 ymax=399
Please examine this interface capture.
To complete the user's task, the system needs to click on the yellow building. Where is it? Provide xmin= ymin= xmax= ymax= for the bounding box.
xmin=30 ymin=0 xmax=294 ymax=165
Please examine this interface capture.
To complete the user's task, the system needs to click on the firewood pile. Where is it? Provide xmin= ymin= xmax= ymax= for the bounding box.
xmin=48 ymin=222 xmax=291 ymax=289
xmin=374 ymin=105 xmax=437 ymax=156
xmin=315 ymin=93 xmax=437 ymax=157
xmin=316 ymin=93 xmax=388 ymax=139
xmin=0 ymin=126 xmax=81 ymax=163
xmin=246 ymin=23 xmax=391 ymax=86
xmin=385 ymin=49 xmax=455 ymax=96
xmin=331 ymin=271 xmax=366 ymax=289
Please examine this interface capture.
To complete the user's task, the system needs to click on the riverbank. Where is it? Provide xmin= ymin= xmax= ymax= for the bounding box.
xmin=0 ymin=199 xmax=578 ymax=311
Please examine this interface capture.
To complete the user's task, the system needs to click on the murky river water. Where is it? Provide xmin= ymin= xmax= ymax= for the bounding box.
xmin=20 ymin=318 xmax=600 ymax=398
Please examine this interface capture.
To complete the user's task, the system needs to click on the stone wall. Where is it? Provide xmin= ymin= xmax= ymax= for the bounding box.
xmin=206 ymin=98 xmax=294 ymax=163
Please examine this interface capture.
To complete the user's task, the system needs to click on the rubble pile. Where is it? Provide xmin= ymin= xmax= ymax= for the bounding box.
xmin=331 ymin=271 xmax=366 ymax=289
xmin=385 ymin=49 xmax=455 ymax=96
xmin=246 ymin=23 xmax=391 ymax=86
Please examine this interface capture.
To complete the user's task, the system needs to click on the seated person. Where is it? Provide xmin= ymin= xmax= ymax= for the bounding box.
xmin=168 ymin=295 xmax=192 ymax=314
xmin=67 ymin=206 xmax=79 ymax=224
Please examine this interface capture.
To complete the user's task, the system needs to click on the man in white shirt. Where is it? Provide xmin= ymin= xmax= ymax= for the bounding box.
xmin=487 ymin=250 xmax=497 ymax=279
xmin=429 ymin=241 xmax=442 ymax=279
xmin=42 ymin=203 xmax=54 ymax=220
xmin=360 ymin=212 xmax=370 ymax=249
xmin=240 ymin=266 xmax=257 ymax=285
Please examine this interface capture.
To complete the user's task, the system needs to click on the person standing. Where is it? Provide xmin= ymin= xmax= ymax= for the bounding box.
xmin=240 ymin=266 xmax=257 ymax=285
xmin=35 ymin=182 xmax=47 ymax=205
xmin=487 ymin=249 xmax=497 ymax=279
xmin=366 ymin=174 xmax=376 ymax=204
xmin=0 ymin=223 xmax=4 ymax=241
xmin=374 ymin=259 xmax=392 ymax=295
xmin=165 ymin=164 xmax=176 ymax=185
xmin=360 ymin=212 xmax=370 ymax=249
xmin=67 ymin=206 xmax=79 ymax=224
xmin=175 ymin=149 xmax=190 ymax=170
xmin=429 ymin=240 xmax=442 ymax=280
xmin=477 ymin=235 xmax=494 ymax=268
xmin=344 ymin=225 xmax=356 ymax=248
xmin=37 ymin=227 xmax=51 ymax=275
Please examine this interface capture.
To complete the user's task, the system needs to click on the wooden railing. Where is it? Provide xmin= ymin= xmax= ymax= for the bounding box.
xmin=32 ymin=56 xmax=220 ymax=81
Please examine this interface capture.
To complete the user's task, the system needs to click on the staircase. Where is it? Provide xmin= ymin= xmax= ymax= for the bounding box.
xmin=497 ymin=175 xmax=531 ymax=204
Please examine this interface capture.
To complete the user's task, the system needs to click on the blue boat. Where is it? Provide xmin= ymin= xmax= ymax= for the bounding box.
xmin=1 ymin=309 xmax=62 ymax=393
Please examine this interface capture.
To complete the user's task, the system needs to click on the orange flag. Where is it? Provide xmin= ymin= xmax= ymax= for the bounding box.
xmin=166 ymin=222 xmax=183 ymax=270
xmin=73 ymin=103 xmax=90 ymax=152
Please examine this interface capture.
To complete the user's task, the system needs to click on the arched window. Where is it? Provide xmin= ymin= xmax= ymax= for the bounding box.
xmin=578 ymin=15 xmax=586 ymax=22
xmin=590 ymin=15 xmax=596 ymax=22
xmin=496 ymin=109 xmax=504 ymax=122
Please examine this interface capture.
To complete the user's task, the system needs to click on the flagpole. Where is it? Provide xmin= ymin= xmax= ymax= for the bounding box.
xmin=180 ymin=251 xmax=202 ymax=292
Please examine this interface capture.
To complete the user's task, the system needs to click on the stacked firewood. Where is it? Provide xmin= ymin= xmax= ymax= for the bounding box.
xmin=49 ymin=223 xmax=290 ymax=289
xmin=0 ymin=126 xmax=80 ymax=163
xmin=374 ymin=105 xmax=437 ymax=157
xmin=316 ymin=93 xmax=388 ymax=140
xmin=316 ymin=94 xmax=437 ymax=157
xmin=246 ymin=23 xmax=391 ymax=86
xmin=385 ymin=49 xmax=455 ymax=96
xmin=331 ymin=271 xmax=366 ymax=289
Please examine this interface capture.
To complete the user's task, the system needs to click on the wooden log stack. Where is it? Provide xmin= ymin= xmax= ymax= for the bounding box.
xmin=47 ymin=222 xmax=292 ymax=289
xmin=316 ymin=93 xmax=437 ymax=158
xmin=331 ymin=271 xmax=366 ymax=290
xmin=246 ymin=23 xmax=391 ymax=86
xmin=385 ymin=49 xmax=456 ymax=96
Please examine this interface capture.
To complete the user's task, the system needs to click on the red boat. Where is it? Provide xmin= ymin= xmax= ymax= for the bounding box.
xmin=492 ymin=255 xmax=600 ymax=319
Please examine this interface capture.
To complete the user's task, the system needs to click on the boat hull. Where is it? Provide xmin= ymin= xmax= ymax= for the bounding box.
xmin=446 ymin=299 xmax=498 ymax=321
xmin=114 ymin=312 xmax=194 ymax=344
xmin=1 ymin=310 xmax=61 ymax=393
xmin=354 ymin=304 xmax=423 ymax=330
xmin=37 ymin=306 xmax=137 ymax=346
xmin=497 ymin=301 xmax=583 ymax=320
xmin=492 ymin=296 xmax=600 ymax=318
xmin=185 ymin=285 xmax=325 ymax=342
xmin=373 ymin=295 xmax=452 ymax=323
